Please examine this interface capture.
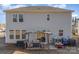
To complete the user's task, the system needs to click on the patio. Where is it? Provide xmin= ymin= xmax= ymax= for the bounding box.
xmin=0 ymin=31 xmax=79 ymax=54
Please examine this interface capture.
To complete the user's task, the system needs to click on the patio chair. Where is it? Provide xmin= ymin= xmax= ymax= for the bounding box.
xmin=16 ymin=41 xmax=25 ymax=48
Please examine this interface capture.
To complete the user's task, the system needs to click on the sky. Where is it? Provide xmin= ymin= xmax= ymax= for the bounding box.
xmin=0 ymin=4 xmax=79 ymax=24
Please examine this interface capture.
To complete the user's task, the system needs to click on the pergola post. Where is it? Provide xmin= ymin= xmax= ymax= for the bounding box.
xmin=47 ymin=33 xmax=50 ymax=51
xmin=28 ymin=32 xmax=30 ymax=43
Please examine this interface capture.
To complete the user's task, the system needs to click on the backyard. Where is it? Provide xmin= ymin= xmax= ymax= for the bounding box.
xmin=0 ymin=32 xmax=79 ymax=54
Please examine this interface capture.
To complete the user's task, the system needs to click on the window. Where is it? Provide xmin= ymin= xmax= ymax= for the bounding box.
xmin=59 ymin=30 xmax=63 ymax=32
xmin=37 ymin=32 xmax=45 ymax=42
xmin=59 ymin=30 xmax=63 ymax=36
xmin=75 ymin=29 xmax=78 ymax=33
xmin=22 ymin=30 xmax=26 ymax=39
xmin=19 ymin=14 xmax=23 ymax=22
xmin=47 ymin=14 xmax=50 ymax=21
xmin=16 ymin=30 xmax=20 ymax=39
xmin=13 ymin=14 xmax=17 ymax=22
xmin=9 ymin=30 xmax=14 ymax=39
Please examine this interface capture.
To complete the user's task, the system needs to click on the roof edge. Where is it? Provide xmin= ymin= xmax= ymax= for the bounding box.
xmin=4 ymin=6 xmax=74 ymax=13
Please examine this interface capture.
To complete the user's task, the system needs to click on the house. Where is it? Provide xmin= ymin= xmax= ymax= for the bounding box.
xmin=4 ymin=6 xmax=73 ymax=44
xmin=72 ymin=17 xmax=79 ymax=35
xmin=0 ymin=24 xmax=6 ymax=32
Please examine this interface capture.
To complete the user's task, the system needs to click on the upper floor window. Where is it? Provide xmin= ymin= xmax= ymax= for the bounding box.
xmin=19 ymin=14 xmax=23 ymax=22
xmin=13 ymin=14 xmax=17 ymax=22
xmin=47 ymin=14 xmax=50 ymax=21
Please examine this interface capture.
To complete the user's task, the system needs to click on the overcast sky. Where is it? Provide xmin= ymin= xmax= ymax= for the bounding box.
xmin=0 ymin=4 xmax=79 ymax=24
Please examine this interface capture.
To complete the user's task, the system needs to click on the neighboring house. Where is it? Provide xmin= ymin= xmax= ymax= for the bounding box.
xmin=72 ymin=17 xmax=79 ymax=35
xmin=0 ymin=24 xmax=6 ymax=32
xmin=4 ymin=6 xmax=73 ymax=44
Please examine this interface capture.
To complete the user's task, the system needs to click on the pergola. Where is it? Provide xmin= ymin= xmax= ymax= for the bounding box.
xmin=24 ymin=31 xmax=52 ymax=50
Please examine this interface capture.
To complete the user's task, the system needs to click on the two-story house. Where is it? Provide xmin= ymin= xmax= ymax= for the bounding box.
xmin=4 ymin=6 xmax=73 ymax=44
